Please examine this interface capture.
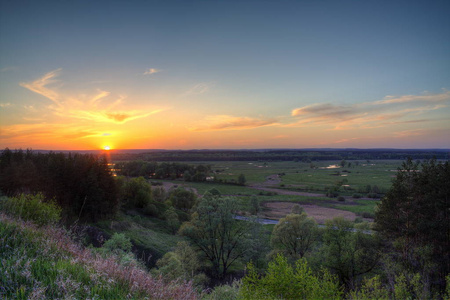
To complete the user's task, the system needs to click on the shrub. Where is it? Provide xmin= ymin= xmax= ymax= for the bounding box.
xmin=362 ymin=212 xmax=375 ymax=219
xmin=143 ymin=203 xmax=159 ymax=217
xmin=352 ymin=193 xmax=362 ymax=199
xmin=103 ymin=233 xmax=132 ymax=253
xmin=337 ymin=196 xmax=345 ymax=202
xmin=240 ymin=254 xmax=342 ymax=299
xmin=208 ymin=188 xmax=221 ymax=196
xmin=1 ymin=193 xmax=61 ymax=226
xmin=204 ymin=281 xmax=240 ymax=300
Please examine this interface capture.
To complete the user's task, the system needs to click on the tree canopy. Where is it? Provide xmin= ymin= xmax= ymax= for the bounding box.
xmin=0 ymin=149 xmax=118 ymax=222
xmin=375 ymin=158 xmax=450 ymax=292
xmin=179 ymin=194 xmax=257 ymax=278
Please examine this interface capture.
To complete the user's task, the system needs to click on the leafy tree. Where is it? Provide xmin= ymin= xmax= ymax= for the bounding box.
xmin=151 ymin=186 xmax=166 ymax=202
xmin=270 ymin=213 xmax=317 ymax=259
xmin=319 ymin=217 xmax=380 ymax=289
xmin=375 ymin=158 xmax=450 ymax=293
xmin=179 ymin=194 xmax=257 ymax=278
xmin=153 ymin=241 xmax=207 ymax=287
xmin=290 ymin=203 xmax=304 ymax=214
xmin=238 ymin=173 xmax=246 ymax=185
xmin=120 ymin=176 xmax=152 ymax=208
xmin=164 ymin=206 xmax=180 ymax=234
xmin=240 ymin=254 xmax=343 ymax=300
xmin=249 ymin=195 xmax=260 ymax=215
xmin=168 ymin=188 xmax=197 ymax=212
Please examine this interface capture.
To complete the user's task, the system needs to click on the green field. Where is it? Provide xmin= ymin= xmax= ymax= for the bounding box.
xmin=153 ymin=160 xmax=401 ymax=217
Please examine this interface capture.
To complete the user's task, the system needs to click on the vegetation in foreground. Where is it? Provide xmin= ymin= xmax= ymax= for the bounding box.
xmin=0 ymin=211 xmax=197 ymax=299
xmin=1 ymin=148 xmax=449 ymax=299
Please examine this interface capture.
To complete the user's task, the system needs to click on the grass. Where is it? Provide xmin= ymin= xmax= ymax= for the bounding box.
xmin=334 ymin=199 xmax=380 ymax=215
xmin=279 ymin=160 xmax=401 ymax=193
xmin=0 ymin=212 xmax=199 ymax=299
xmin=95 ymin=212 xmax=186 ymax=266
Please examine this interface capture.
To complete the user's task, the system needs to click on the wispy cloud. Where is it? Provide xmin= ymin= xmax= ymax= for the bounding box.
xmin=20 ymin=69 xmax=62 ymax=104
xmin=393 ymin=129 xmax=426 ymax=138
xmin=289 ymin=90 xmax=449 ymax=130
xmin=20 ymin=69 xmax=164 ymax=124
xmin=0 ymin=66 xmax=18 ymax=72
xmin=143 ymin=68 xmax=162 ymax=75
xmin=185 ymin=83 xmax=210 ymax=95
xmin=190 ymin=115 xmax=279 ymax=131
xmin=0 ymin=102 xmax=11 ymax=108
xmin=373 ymin=90 xmax=450 ymax=105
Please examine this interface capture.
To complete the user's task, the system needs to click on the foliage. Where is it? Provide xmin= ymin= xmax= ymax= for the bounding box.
xmin=249 ymin=195 xmax=260 ymax=215
xmin=179 ymin=194 xmax=258 ymax=278
xmin=120 ymin=176 xmax=152 ymax=209
xmin=375 ymin=158 xmax=450 ymax=292
xmin=240 ymin=254 xmax=343 ymax=299
xmin=153 ymin=241 xmax=207 ymax=288
xmin=169 ymin=187 xmax=197 ymax=212
xmin=115 ymin=160 xmax=212 ymax=182
xmin=0 ymin=212 xmax=198 ymax=299
xmin=237 ymin=173 xmax=246 ymax=185
xmin=0 ymin=149 xmax=118 ymax=222
xmin=95 ymin=212 xmax=185 ymax=268
xmin=103 ymin=232 xmax=133 ymax=253
xmin=207 ymin=187 xmax=221 ymax=196
xmin=348 ymin=275 xmax=390 ymax=300
xmin=203 ymin=281 xmax=240 ymax=300
xmin=0 ymin=193 xmax=61 ymax=226
xmin=319 ymin=217 xmax=380 ymax=288
xmin=290 ymin=203 xmax=304 ymax=214
xmin=270 ymin=213 xmax=317 ymax=259
xmin=164 ymin=206 xmax=180 ymax=234
xmin=152 ymin=186 xmax=167 ymax=202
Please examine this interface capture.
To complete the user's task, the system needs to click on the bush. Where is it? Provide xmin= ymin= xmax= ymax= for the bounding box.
xmin=204 ymin=281 xmax=240 ymax=300
xmin=337 ymin=196 xmax=345 ymax=202
xmin=326 ymin=189 xmax=339 ymax=198
xmin=361 ymin=212 xmax=375 ymax=219
xmin=143 ymin=203 xmax=159 ymax=217
xmin=240 ymin=254 xmax=342 ymax=299
xmin=367 ymin=193 xmax=379 ymax=199
xmin=1 ymin=193 xmax=61 ymax=226
xmin=103 ymin=233 xmax=132 ymax=253
xmin=352 ymin=193 xmax=362 ymax=199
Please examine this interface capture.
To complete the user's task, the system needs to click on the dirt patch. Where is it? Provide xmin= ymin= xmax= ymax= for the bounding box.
xmin=261 ymin=202 xmax=356 ymax=224
xmin=249 ymin=186 xmax=325 ymax=197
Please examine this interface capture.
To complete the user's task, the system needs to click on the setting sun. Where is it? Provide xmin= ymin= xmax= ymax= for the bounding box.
xmin=103 ymin=146 xmax=111 ymax=150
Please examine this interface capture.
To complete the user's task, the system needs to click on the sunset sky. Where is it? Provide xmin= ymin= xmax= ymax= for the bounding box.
xmin=1 ymin=0 xmax=449 ymax=150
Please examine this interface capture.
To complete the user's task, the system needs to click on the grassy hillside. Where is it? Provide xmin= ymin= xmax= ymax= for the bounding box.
xmin=94 ymin=211 xmax=186 ymax=267
xmin=0 ymin=212 xmax=198 ymax=299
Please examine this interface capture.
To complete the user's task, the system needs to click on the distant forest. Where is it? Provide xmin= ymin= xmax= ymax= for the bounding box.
xmin=109 ymin=149 xmax=449 ymax=162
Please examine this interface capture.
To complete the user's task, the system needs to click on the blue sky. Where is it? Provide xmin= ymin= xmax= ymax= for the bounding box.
xmin=1 ymin=0 xmax=449 ymax=149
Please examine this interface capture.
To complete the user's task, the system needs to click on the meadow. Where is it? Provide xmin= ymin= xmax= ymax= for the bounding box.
xmin=150 ymin=160 xmax=404 ymax=220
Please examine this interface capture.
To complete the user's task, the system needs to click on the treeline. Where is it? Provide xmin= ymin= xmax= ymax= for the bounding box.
xmin=115 ymin=161 xmax=212 ymax=181
xmin=0 ymin=148 xmax=118 ymax=222
xmin=110 ymin=149 xmax=449 ymax=162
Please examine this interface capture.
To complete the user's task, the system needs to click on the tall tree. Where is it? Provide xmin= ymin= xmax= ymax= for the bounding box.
xmin=375 ymin=158 xmax=450 ymax=292
xmin=320 ymin=217 xmax=380 ymax=289
xmin=179 ymin=194 xmax=257 ymax=278
xmin=270 ymin=213 xmax=317 ymax=259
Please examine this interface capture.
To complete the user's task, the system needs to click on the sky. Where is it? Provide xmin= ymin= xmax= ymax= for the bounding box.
xmin=1 ymin=0 xmax=449 ymax=150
